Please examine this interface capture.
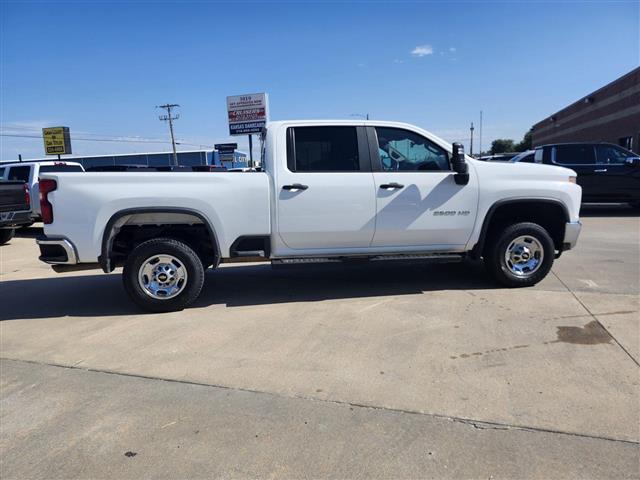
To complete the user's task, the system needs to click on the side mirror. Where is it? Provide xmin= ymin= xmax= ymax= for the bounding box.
xmin=451 ymin=142 xmax=469 ymax=185
xmin=625 ymin=157 xmax=640 ymax=167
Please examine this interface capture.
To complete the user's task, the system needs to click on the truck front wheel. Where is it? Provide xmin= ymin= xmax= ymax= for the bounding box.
xmin=123 ymin=238 xmax=205 ymax=312
xmin=485 ymin=222 xmax=555 ymax=287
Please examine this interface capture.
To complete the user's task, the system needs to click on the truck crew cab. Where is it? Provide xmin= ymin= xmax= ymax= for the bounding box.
xmin=36 ymin=120 xmax=582 ymax=312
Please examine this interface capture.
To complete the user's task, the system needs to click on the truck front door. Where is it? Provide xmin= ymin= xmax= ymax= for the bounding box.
xmin=369 ymin=127 xmax=478 ymax=249
xmin=275 ymin=126 xmax=376 ymax=250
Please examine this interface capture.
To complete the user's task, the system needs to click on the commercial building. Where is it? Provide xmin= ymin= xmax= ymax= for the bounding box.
xmin=531 ymin=67 xmax=640 ymax=151
xmin=1 ymin=149 xmax=249 ymax=169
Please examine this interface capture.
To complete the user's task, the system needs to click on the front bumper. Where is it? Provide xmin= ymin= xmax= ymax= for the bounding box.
xmin=36 ymin=236 xmax=78 ymax=265
xmin=563 ymin=221 xmax=582 ymax=250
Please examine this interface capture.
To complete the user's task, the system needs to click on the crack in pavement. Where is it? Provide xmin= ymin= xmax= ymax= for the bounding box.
xmin=551 ymin=270 xmax=640 ymax=368
xmin=2 ymin=356 xmax=638 ymax=446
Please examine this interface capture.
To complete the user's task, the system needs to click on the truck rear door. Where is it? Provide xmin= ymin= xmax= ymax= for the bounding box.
xmin=275 ymin=126 xmax=376 ymax=250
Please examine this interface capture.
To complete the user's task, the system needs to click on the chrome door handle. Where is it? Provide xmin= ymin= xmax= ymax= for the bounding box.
xmin=594 ymin=169 xmax=607 ymax=173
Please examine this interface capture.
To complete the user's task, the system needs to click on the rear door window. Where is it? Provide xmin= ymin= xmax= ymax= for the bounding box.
xmin=552 ymin=145 xmax=596 ymax=165
xmin=7 ymin=166 xmax=31 ymax=182
xmin=288 ymin=127 xmax=360 ymax=172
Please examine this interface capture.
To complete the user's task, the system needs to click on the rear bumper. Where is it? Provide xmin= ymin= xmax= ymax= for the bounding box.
xmin=563 ymin=221 xmax=582 ymax=250
xmin=36 ymin=236 xmax=78 ymax=264
xmin=0 ymin=210 xmax=32 ymax=228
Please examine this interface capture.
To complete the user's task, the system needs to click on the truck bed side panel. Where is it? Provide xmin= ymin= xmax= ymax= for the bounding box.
xmin=42 ymin=172 xmax=271 ymax=262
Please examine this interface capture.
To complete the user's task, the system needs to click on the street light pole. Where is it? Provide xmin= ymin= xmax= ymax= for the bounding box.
xmin=470 ymin=122 xmax=475 ymax=157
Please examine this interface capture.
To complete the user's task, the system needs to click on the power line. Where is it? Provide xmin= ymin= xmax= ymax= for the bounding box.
xmin=0 ymin=133 xmax=213 ymax=149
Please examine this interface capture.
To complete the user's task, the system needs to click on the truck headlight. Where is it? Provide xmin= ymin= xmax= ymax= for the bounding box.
xmin=569 ymin=176 xmax=577 ymax=184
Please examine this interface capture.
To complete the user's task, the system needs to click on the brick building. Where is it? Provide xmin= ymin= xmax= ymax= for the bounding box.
xmin=531 ymin=67 xmax=639 ymax=152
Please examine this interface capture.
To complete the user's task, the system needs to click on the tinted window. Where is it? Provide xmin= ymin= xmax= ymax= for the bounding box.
xmin=519 ymin=153 xmax=535 ymax=163
xmin=375 ymin=127 xmax=449 ymax=171
xmin=534 ymin=148 xmax=544 ymax=163
xmin=8 ymin=166 xmax=30 ymax=182
xmin=39 ymin=165 xmax=84 ymax=173
xmin=596 ymin=145 xmax=631 ymax=164
xmin=0 ymin=167 xmax=5 ymax=178
xmin=289 ymin=127 xmax=359 ymax=172
xmin=553 ymin=145 xmax=596 ymax=165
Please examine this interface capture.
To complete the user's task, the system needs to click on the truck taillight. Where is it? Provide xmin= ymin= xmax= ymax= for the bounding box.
xmin=23 ymin=183 xmax=31 ymax=207
xmin=39 ymin=179 xmax=57 ymax=224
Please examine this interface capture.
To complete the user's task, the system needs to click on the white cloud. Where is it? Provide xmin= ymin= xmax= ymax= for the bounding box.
xmin=393 ymin=58 xmax=404 ymax=64
xmin=411 ymin=45 xmax=433 ymax=57
xmin=449 ymin=47 xmax=457 ymax=52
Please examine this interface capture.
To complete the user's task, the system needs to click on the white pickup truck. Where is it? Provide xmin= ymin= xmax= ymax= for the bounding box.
xmin=37 ymin=120 xmax=582 ymax=312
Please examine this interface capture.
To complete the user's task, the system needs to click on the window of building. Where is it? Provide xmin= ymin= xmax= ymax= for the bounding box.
xmin=618 ymin=136 xmax=633 ymax=151
xmin=552 ymin=145 xmax=596 ymax=165
xmin=288 ymin=127 xmax=360 ymax=172
xmin=375 ymin=127 xmax=449 ymax=172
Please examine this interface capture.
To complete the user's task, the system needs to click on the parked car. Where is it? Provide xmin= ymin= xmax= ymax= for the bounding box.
xmin=36 ymin=120 xmax=582 ymax=312
xmin=0 ymin=180 xmax=32 ymax=245
xmin=479 ymin=153 xmax=520 ymax=162
xmin=522 ymin=143 xmax=640 ymax=206
xmin=0 ymin=161 xmax=84 ymax=221
xmin=510 ymin=150 xmax=535 ymax=163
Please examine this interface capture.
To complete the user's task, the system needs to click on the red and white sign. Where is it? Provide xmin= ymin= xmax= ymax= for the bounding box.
xmin=226 ymin=93 xmax=269 ymax=136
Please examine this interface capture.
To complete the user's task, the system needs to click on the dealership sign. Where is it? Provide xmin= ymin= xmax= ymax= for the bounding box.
xmin=42 ymin=126 xmax=72 ymax=155
xmin=227 ymin=93 xmax=268 ymax=136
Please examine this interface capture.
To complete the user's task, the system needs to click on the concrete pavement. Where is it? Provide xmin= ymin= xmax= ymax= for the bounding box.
xmin=1 ymin=205 xmax=639 ymax=478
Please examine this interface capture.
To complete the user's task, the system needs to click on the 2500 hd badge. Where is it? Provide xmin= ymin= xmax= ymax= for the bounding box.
xmin=433 ymin=210 xmax=471 ymax=216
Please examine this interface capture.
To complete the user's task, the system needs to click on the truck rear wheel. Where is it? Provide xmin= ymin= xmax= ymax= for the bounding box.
xmin=484 ymin=222 xmax=554 ymax=287
xmin=0 ymin=229 xmax=15 ymax=246
xmin=123 ymin=238 xmax=205 ymax=312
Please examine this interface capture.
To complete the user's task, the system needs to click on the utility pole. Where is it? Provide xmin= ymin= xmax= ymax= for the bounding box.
xmin=157 ymin=103 xmax=180 ymax=166
xmin=479 ymin=110 xmax=483 ymax=157
xmin=469 ymin=122 xmax=474 ymax=157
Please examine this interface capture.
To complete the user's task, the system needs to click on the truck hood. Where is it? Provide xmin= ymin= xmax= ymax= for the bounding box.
xmin=469 ymin=158 xmax=576 ymax=180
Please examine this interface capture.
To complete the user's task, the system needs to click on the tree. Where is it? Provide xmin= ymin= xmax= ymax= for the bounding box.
xmin=515 ymin=129 xmax=533 ymax=151
xmin=491 ymin=139 xmax=515 ymax=154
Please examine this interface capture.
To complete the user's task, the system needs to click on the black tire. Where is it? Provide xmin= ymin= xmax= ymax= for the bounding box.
xmin=0 ymin=229 xmax=15 ymax=245
xmin=123 ymin=237 xmax=205 ymax=313
xmin=484 ymin=222 xmax=555 ymax=287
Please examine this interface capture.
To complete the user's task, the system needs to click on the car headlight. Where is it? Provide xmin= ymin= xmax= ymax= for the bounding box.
xmin=569 ymin=176 xmax=577 ymax=184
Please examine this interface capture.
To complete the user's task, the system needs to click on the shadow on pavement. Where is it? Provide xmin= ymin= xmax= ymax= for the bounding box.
xmin=0 ymin=261 xmax=497 ymax=321
xmin=580 ymin=204 xmax=639 ymax=217
xmin=14 ymin=226 xmax=44 ymax=238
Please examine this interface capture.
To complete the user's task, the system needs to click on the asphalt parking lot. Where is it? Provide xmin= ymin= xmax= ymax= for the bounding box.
xmin=1 ymin=205 xmax=639 ymax=479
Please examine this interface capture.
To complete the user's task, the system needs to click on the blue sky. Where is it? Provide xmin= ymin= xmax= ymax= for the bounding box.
xmin=1 ymin=0 xmax=638 ymax=160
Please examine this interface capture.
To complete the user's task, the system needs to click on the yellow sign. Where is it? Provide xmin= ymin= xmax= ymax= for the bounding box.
xmin=43 ymin=127 xmax=72 ymax=155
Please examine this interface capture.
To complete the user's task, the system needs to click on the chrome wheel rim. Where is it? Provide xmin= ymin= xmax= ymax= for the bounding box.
xmin=138 ymin=254 xmax=188 ymax=300
xmin=504 ymin=235 xmax=544 ymax=277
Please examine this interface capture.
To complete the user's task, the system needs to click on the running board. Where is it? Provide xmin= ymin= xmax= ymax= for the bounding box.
xmin=271 ymin=253 xmax=465 ymax=267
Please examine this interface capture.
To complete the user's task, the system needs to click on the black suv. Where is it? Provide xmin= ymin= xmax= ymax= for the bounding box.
xmin=522 ymin=143 xmax=640 ymax=206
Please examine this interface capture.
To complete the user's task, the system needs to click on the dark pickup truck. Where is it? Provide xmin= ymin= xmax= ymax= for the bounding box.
xmin=0 ymin=181 xmax=32 ymax=245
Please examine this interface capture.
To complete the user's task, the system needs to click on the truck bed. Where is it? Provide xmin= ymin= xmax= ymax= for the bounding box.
xmin=0 ymin=181 xmax=29 ymax=214
xmin=41 ymin=172 xmax=271 ymax=262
